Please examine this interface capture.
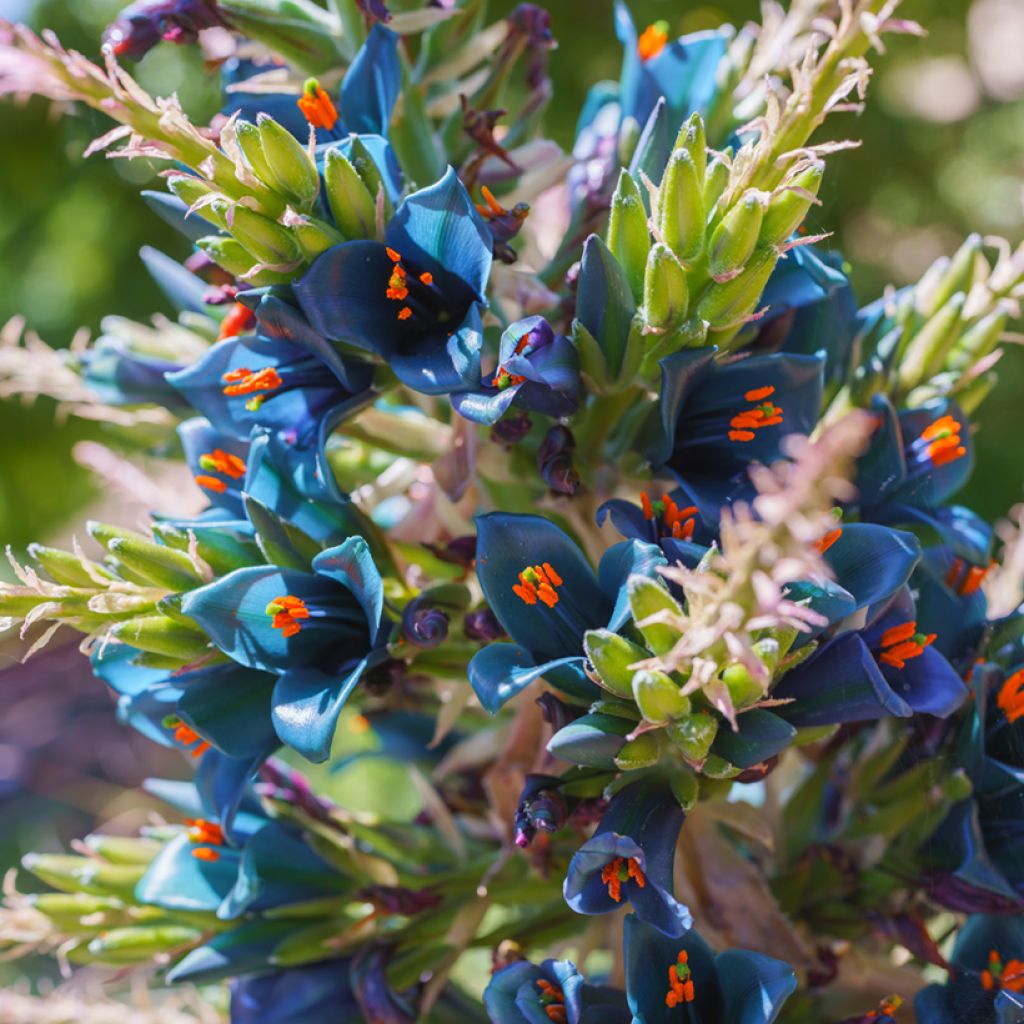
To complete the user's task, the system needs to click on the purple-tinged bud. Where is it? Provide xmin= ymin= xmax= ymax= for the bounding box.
xmin=514 ymin=774 xmax=569 ymax=847
xmin=424 ymin=535 xmax=477 ymax=570
xmin=535 ymin=692 xmax=583 ymax=731
xmin=926 ymin=871 xmax=1024 ymax=914
xmin=257 ymin=758 xmax=335 ymax=823
xmin=103 ymin=0 xmax=225 ymax=61
xmin=537 ymin=423 xmax=575 ymax=462
xmin=401 ymin=598 xmax=450 ymax=649
xmin=356 ymin=0 xmax=392 ymax=24
xmin=351 ymin=945 xmax=417 ymax=1024
xmin=464 ymin=608 xmax=506 ymax=641
xmin=491 ymin=409 xmax=532 ymax=446
xmin=538 ymin=425 xmax=580 ymax=495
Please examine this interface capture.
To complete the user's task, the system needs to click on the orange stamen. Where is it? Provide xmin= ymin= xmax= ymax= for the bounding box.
xmin=195 ymin=474 xmax=228 ymax=494
xmin=217 ymin=302 xmax=256 ymax=340
xmin=814 ymin=527 xmax=843 ymax=554
xmin=191 ymin=847 xmax=221 ymax=862
xmin=916 ymin=415 xmax=967 ymax=468
xmin=637 ymin=22 xmax=668 ymax=62
xmin=982 ymin=949 xmax=1024 ymax=993
xmin=665 ymin=949 xmax=696 ymax=1007
xmin=513 ymin=564 xmax=563 ymax=607
xmin=729 ymin=385 xmax=783 ymax=443
xmin=169 ymin=720 xmax=210 ymax=759
xmin=878 ymin=620 xmax=935 ymax=669
xmin=997 ymin=669 xmax=1024 ymax=725
xmin=186 ymin=818 xmax=224 ymax=846
xmin=960 ymin=563 xmax=993 ymax=596
xmin=745 ymin=385 xmax=776 ymax=402
xmin=397 ymin=307 xmax=413 ymax=321
xmin=222 ymin=366 xmax=283 ymax=397
xmin=600 ymin=857 xmax=646 ymax=903
xmin=419 ymin=272 xmax=434 ymax=285
xmin=266 ymin=594 xmax=310 ymax=638
xmin=535 ymin=978 xmax=566 ymax=1023
xmin=386 ymin=247 xmax=402 ymax=262
xmin=296 ymin=81 xmax=338 ymax=131
xmin=199 ymin=449 xmax=246 ymax=479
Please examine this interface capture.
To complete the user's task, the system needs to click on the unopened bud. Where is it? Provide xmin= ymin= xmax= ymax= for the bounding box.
xmin=538 ymin=425 xmax=579 ymax=495
xmin=106 ymin=536 xmax=204 ymax=592
xmin=608 ymin=170 xmax=650 ymax=303
xmin=944 ymin=307 xmax=1008 ymax=373
xmin=166 ymin=175 xmax=226 ymax=228
xmin=708 ymin=189 xmax=766 ymax=283
xmin=110 ymin=615 xmax=210 ymax=659
xmin=196 ymin=235 xmax=258 ymax=278
xmin=227 ymin=204 xmax=301 ymax=265
xmin=897 ymin=292 xmax=965 ymax=391
xmin=22 ymin=853 xmax=145 ymax=900
xmin=657 ymin=149 xmax=705 ymax=263
xmin=401 ymin=598 xmax=449 ymax=649
xmin=673 ymin=111 xmax=706 ymax=185
xmin=347 ymin=136 xmax=393 ymax=220
xmin=702 ymin=152 xmax=731 ymax=212
xmin=289 ymin=214 xmax=344 ymax=260
xmin=633 ymin=669 xmax=690 ymax=724
xmin=666 ymin=712 xmax=718 ymax=766
xmin=584 ymin=628 xmax=647 ymax=700
xmin=643 ymin=243 xmax=689 ymax=331
xmin=614 ymin=731 xmax=662 ymax=770
xmin=920 ymin=233 xmax=982 ymax=318
xmin=88 ymin=924 xmax=204 ymax=963
xmin=464 ymin=608 xmax=506 ymax=641
xmin=323 ymin=147 xmax=377 ymax=240
xmin=720 ymin=662 xmax=763 ymax=709
xmin=27 ymin=543 xmax=106 ymax=587
xmin=235 ymin=119 xmax=279 ymax=187
xmin=760 ymin=162 xmax=824 ymax=246
xmin=696 ymin=245 xmax=778 ymax=328
xmin=257 ymin=113 xmax=319 ymax=206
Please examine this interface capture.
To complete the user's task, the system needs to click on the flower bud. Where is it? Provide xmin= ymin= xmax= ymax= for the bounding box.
xmin=196 ymin=235 xmax=258 ymax=278
xmin=166 ymin=175 xmax=226 ymax=228
xmin=633 ymin=669 xmax=690 ymax=724
xmin=22 ymin=853 xmax=146 ymax=900
xmin=643 ymin=242 xmax=689 ymax=331
xmin=920 ymin=233 xmax=981 ymax=319
xmin=491 ymin=409 xmax=532 ymax=445
xmin=88 ymin=925 xmax=205 ymax=963
xmin=708 ymin=189 xmax=766 ymax=283
xmin=896 ymin=292 xmax=965 ymax=392
xmin=288 ymin=214 xmax=344 ymax=261
xmin=464 ymin=608 xmax=506 ymax=641
xmin=607 ymin=170 xmax=651 ymax=303
xmin=944 ymin=307 xmax=1008 ymax=373
xmin=105 ymin=536 xmax=204 ymax=591
xmin=235 ymin=119 xmax=278 ymax=186
xmin=110 ymin=615 xmax=211 ymax=659
xmin=27 ymin=543 xmax=104 ymax=587
xmin=666 ymin=712 xmax=718 ymax=766
xmin=696 ymin=245 xmax=778 ymax=329
xmin=669 ymin=768 xmax=699 ymax=811
xmin=760 ymin=161 xmax=824 ymax=246
xmin=656 ymin=149 xmax=705 ymax=263
xmin=257 ymin=113 xmax=319 ymax=207
xmin=953 ymin=368 xmax=996 ymax=416
xmin=401 ymin=598 xmax=449 ymax=649
xmin=514 ymin=774 xmax=569 ymax=847
xmin=323 ymin=147 xmax=377 ymax=240
xmin=227 ymin=204 xmax=301 ymax=265
xmin=538 ymin=425 xmax=579 ymax=496
xmin=628 ymin=575 xmax=683 ymax=655
xmin=82 ymin=834 xmax=160 ymax=866
xmin=673 ymin=111 xmax=706 ymax=184
xmin=584 ymin=628 xmax=647 ymax=699
xmin=614 ymin=731 xmax=662 ymax=770
xmin=702 ymin=152 xmax=731 ymax=212
xmin=721 ymin=663 xmax=763 ymax=709
xmin=347 ymin=135 xmax=393 ymax=220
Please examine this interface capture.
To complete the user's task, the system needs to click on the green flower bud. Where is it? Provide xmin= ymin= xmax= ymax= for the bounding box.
xmin=628 ymin=575 xmax=684 ymax=656
xmin=669 ymin=768 xmax=700 ymax=811
xmin=702 ymin=152 xmax=731 ymax=213
xmin=955 ymin=369 xmax=997 ymax=416
xmin=633 ymin=669 xmax=690 ymax=724
xmin=547 ymin=713 xmax=633 ymax=769
xmin=323 ymin=147 xmax=377 ymax=240
xmin=22 ymin=853 xmax=146 ymax=900
xmin=760 ymin=162 xmax=824 ymax=246
xmin=708 ymin=189 xmax=766 ymax=283
xmin=642 ymin=243 xmax=689 ymax=332
xmin=721 ymin=662 xmax=764 ymax=710
xmin=673 ymin=112 xmax=707 ymax=186
xmin=106 ymin=536 xmax=204 ymax=592
xmin=82 ymin=834 xmax=161 ymax=866
xmin=31 ymin=892 xmax=124 ymax=926
xmin=257 ymin=113 xmax=319 ymax=206
xmin=617 ymin=115 xmax=642 ymax=171
xmin=696 ymin=245 xmax=778 ymax=329
xmin=150 ymin=524 xmax=260 ymax=577
xmin=666 ymin=712 xmax=718 ymax=766
xmin=110 ymin=615 xmax=210 ymax=660
xmin=27 ymin=543 xmax=110 ymax=587
xmin=347 ymin=136 xmax=393 ymax=220
xmin=608 ymin=170 xmax=651 ymax=303
xmin=896 ymin=292 xmax=965 ymax=392
xmin=584 ymin=628 xmax=647 ymax=699
xmin=944 ymin=308 xmax=1008 ymax=373
xmin=614 ymin=731 xmax=662 ymax=771
xmin=657 ymin=149 xmax=705 ymax=263
xmin=289 ymin=214 xmax=345 ymax=261
xmin=701 ymin=754 xmax=741 ymax=779
xmin=196 ymin=235 xmax=258 ymax=278
xmin=920 ymin=233 xmax=982 ymax=318
xmin=235 ymin=119 xmax=279 ymax=187
xmin=87 ymin=925 xmax=204 ymax=963
xmin=166 ymin=175 xmax=227 ymax=228
xmin=227 ymin=204 xmax=301 ymax=265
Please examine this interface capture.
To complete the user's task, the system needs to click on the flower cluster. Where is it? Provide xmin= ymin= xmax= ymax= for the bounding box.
xmin=1 ymin=0 xmax=1024 ymax=1021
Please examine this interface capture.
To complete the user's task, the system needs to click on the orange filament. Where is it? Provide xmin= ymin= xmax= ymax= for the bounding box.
xmin=191 ymin=846 xmax=221 ymax=862
xmin=944 ymin=556 xmax=994 ymax=597
xmin=186 ymin=818 xmax=224 ymax=859
xmin=535 ymin=979 xmax=566 ymax=1024
xmin=600 ymin=856 xmax=646 ymax=903
xmin=512 ymin=563 xmax=563 ymax=608
xmin=640 ymin=492 xmax=697 ymax=540
xmin=728 ymin=385 xmax=784 ymax=443
xmin=419 ymin=272 xmax=434 ymax=285
xmin=493 ymin=331 xmax=534 ymax=390
xmin=878 ymin=619 xmax=936 ymax=669
xmin=981 ymin=949 xmax=1024 ymax=993
xmin=266 ymin=595 xmax=310 ymax=638
xmin=997 ymin=669 xmax=1024 ymax=725
xmin=195 ymin=474 xmax=228 ymax=493
xmin=199 ymin=449 xmax=246 ymax=479
xmin=297 ymin=80 xmax=339 ymax=131
xmin=918 ymin=415 xmax=967 ymax=468
xmin=665 ymin=949 xmax=695 ymax=1007
xmin=814 ymin=527 xmax=843 ymax=554
xmin=218 ymin=302 xmax=256 ymax=340
xmin=222 ymin=366 xmax=283 ymax=397
xmin=475 ymin=185 xmax=507 ymax=220
xmin=166 ymin=718 xmax=210 ymax=759
xmin=637 ymin=22 xmax=669 ymax=61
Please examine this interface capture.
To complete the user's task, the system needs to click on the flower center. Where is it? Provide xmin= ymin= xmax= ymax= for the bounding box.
xmin=512 ymin=563 xmax=563 ymax=608
xmin=912 ymin=414 xmax=966 ymax=468
xmin=492 ymin=331 xmax=534 ymax=390
xmin=981 ymin=949 xmax=1024 ymax=993
xmin=600 ymin=856 xmax=646 ymax=902
xmin=221 ymin=366 xmax=284 ymax=411
xmin=384 ymin=246 xmax=443 ymax=323
xmin=535 ymin=979 xmax=567 ymax=1024
xmin=641 ymin=491 xmax=697 ymax=541
xmin=266 ymin=595 xmax=310 ymax=638
xmin=162 ymin=715 xmax=210 ymax=759
xmin=194 ymin=448 xmax=247 ymax=494
xmin=814 ymin=527 xmax=843 ymax=554
xmin=943 ymin=556 xmax=993 ymax=596
xmin=997 ymin=669 xmax=1024 ymax=725
xmin=665 ymin=949 xmax=695 ymax=1007
xmin=637 ymin=21 xmax=669 ymax=62
xmin=297 ymin=78 xmax=339 ymax=131
xmin=877 ymin=620 xmax=936 ymax=669
xmin=217 ymin=301 xmax=256 ymax=340
xmin=186 ymin=817 xmax=224 ymax=862
xmin=728 ymin=385 xmax=784 ymax=443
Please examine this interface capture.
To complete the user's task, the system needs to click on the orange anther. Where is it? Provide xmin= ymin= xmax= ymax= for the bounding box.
xmin=729 ymin=429 xmax=756 ymax=442
xmin=745 ymin=385 xmax=776 ymax=402
xmin=266 ymin=595 xmax=310 ymax=638
xmin=814 ymin=527 xmax=843 ymax=554
xmin=386 ymin=247 xmax=402 ymax=262
xmin=191 ymin=847 xmax=221 ymax=862
xmin=195 ymin=474 xmax=228 ymax=494
xmin=397 ymin=307 xmax=413 ymax=321
xmin=640 ymin=492 xmax=655 ymax=520
xmin=600 ymin=857 xmax=645 ymax=903
xmin=200 ymin=449 xmax=246 ymax=479
xmin=997 ymin=669 xmax=1024 ymax=725
xmin=217 ymin=302 xmax=256 ymax=340
xmin=637 ymin=22 xmax=668 ymax=61
xmin=880 ymin=621 xmax=918 ymax=647
xmin=419 ymin=272 xmax=434 ymax=285
xmin=296 ymin=83 xmax=338 ymax=131
xmin=222 ymin=366 xmax=283 ymax=397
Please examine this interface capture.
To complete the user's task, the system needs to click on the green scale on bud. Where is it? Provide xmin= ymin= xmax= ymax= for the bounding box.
xmin=708 ymin=189 xmax=766 ymax=283
xmin=896 ymin=292 xmax=966 ymax=393
xmin=759 ymin=162 xmax=824 ymax=247
xmin=607 ymin=170 xmax=651 ymax=303
xmin=656 ymin=149 xmax=705 ymax=264
xmin=324 ymin=147 xmax=377 ymax=240
xmin=642 ymin=243 xmax=689 ymax=333
xmin=257 ymin=113 xmax=320 ymax=208
xmin=225 ymin=203 xmax=302 ymax=266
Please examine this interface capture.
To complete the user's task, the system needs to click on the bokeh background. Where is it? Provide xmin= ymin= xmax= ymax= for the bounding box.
xmin=0 ymin=0 xmax=1022 ymax=994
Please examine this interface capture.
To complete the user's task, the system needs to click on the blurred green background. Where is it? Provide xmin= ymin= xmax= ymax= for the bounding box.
xmin=1 ymin=0 xmax=1022 ymax=554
